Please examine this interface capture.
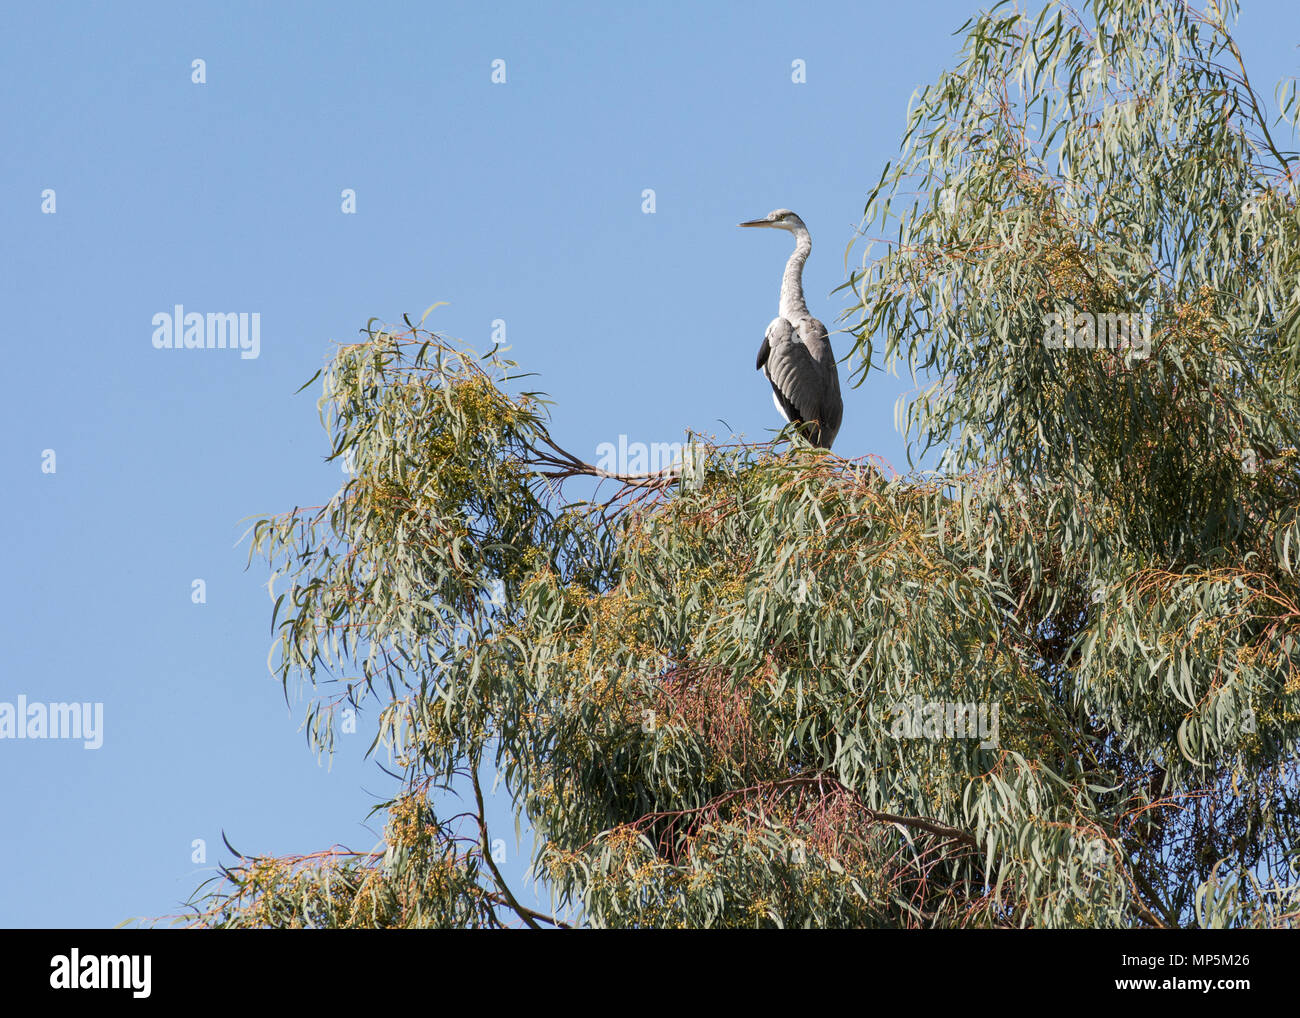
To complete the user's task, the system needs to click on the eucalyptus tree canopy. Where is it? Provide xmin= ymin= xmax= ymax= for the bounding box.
xmin=184 ymin=0 xmax=1300 ymax=928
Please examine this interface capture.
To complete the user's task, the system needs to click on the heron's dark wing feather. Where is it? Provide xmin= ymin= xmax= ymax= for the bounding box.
xmin=795 ymin=318 xmax=843 ymax=445
xmin=758 ymin=319 xmax=799 ymax=419
xmin=757 ymin=316 xmax=841 ymax=449
xmin=765 ymin=343 xmax=824 ymax=437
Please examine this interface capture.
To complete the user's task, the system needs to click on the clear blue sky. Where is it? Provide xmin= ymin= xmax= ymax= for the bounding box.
xmin=1 ymin=0 xmax=1295 ymax=927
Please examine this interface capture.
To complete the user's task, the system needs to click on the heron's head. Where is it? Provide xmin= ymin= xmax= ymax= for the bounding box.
xmin=738 ymin=209 xmax=805 ymax=231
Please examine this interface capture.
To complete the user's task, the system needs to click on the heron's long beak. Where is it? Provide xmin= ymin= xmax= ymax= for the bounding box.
xmin=738 ymin=218 xmax=771 ymax=228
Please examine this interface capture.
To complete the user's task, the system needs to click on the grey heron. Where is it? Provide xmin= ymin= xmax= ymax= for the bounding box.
xmin=739 ymin=209 xmax=842 ymax=450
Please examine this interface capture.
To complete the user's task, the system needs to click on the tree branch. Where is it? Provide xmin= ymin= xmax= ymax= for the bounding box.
xmin=470 ymin=763 xmax=547 ymax=931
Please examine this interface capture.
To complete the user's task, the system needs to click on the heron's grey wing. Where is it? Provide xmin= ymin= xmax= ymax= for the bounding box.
xmin=763 ymin=325 xmax=829 ymax=438
xmin=757 ymin=317 xmax=790 ymax=370
xmin=757 ymin=319 xmax=795 ymax=417
xmin=794 ymin=317 xmax=843 ymax=446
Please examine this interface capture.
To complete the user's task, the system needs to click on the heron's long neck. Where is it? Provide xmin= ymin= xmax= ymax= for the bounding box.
xmin=779 ymin=228 xmax=812 ymax=321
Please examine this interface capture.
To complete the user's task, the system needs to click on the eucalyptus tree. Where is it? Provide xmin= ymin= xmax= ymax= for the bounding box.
xmin=183 ymin=0 xmax=1300 ymax=928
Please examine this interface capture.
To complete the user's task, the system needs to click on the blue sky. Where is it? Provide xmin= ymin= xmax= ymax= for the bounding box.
xmin=1 ymin=0 xmax=1295 ymax=927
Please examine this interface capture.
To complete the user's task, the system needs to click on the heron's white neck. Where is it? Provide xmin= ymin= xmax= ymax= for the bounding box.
xmin=779 ymin=226 xmax=812 ymax=321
